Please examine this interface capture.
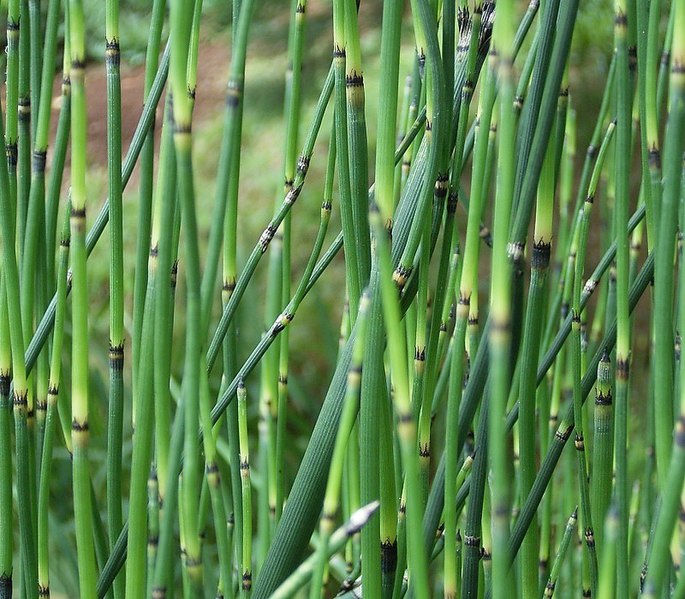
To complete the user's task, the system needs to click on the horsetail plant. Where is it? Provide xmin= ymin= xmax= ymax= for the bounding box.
xmin=69 ymin=0 xmax=99 ymax=594
xmin=1 ymin=0 xmax=684 ymax=597
xmin=105 ymin=0 xmax=125 ymax=596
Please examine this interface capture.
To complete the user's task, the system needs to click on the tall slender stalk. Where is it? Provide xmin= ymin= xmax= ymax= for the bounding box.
xmin=518 ymin=123 xmax=555 ymax=599
xmin=69 ymin=0 xmax=98 ymax=594
xmin=613 ymin=0 xmax=634 ymax=591
xmin=105 ymin=0 xmax=125 ymax=595
xmin=310 ymin=290 xmax=370 ymax=598
xmin=5 ymin=0 xmax=20 ymax=219
xmin=169 ymin=0 xmax=204 ymax=589
xmin=543 ymin=508 xmax=577 ymax=598
xmin=488 ymin=0 xmax=516 ymax=595
xmin=37 ymin=208 xmax=70 ymax=597
xmin=274 ymin=0 xmax=307 ymax=529
xmin=570 ymin=138 xmax=605 ymax=597
xmin=1 ymin=1 xmax=36 ymax=587
xmin=0 ymin=278 xmax=13 ymax=598
xmin=332 ymin=0 xmax=361 ymax=320
xmin=130 ymin=0 xmax=165 ymax=417
xmin=642 ymin=1 xmax=685 ymax=592
xmin=237 ymin=381 xmax=252 ymax=597
xmin=591 ymin=350 xmax=614 ymax=551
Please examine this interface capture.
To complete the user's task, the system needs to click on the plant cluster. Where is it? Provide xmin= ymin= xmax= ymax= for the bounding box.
xmin=0 ymin=0 xmax=683 ymax=597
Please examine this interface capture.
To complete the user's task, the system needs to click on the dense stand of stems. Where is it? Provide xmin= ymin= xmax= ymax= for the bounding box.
xmin=1 ymin=1 xmax=683 ymax=598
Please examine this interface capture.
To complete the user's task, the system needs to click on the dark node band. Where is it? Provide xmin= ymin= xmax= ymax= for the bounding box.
xmin=595 ymin=390 xmax=613 ymax=406
xmin=296 ymin=154 xmax=310 ymax=175
xmin=242 ymin=571 xmax=252 ymax=590
xmin=447 ymin=191 xmax=458 ymax=213
xmin=259 ymin=224 xmax=277 ymax=252
xmin=286 ymin=184 xmax=302 ymax=205
xmin=393 ymin=265 xmax=412 ymax=285
xmin=531 ymin=240 xmax=551 ymax=269
xmin=348 ymin=364 xmax=363 ymax=376
xmin=105 ymin=39 xmax=121 ymax=66
xmin=33 ymin=149 xmax=47 ymax=172
xmin=397 ymin=411 xmax=413 ymax=424
xmin=72 ymin=419 xmax=89 ymax=432
xmin=616 ymin=357 xmax=630 ymax=379
xmin=346 ymin=73 xmax=364 ymax=87
xmin=109 ymin=343 xmax=125 ymax=370
xmin=173 ymin=121 xmax=192 ymax=134
xmin=381 ymin=540 xmax=398 ymax=574
xmin=6 ymin=143 xmax=18 ymax=168
xmin=554 ymin=426 xmax=571 ymax=442
xmin=13 ymin=391 xmax=28 ymax=408
xmin=648 ymin=146 xmax=661 ymax=168
xmin=0 ymin=373 xmax=10 ymax=396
